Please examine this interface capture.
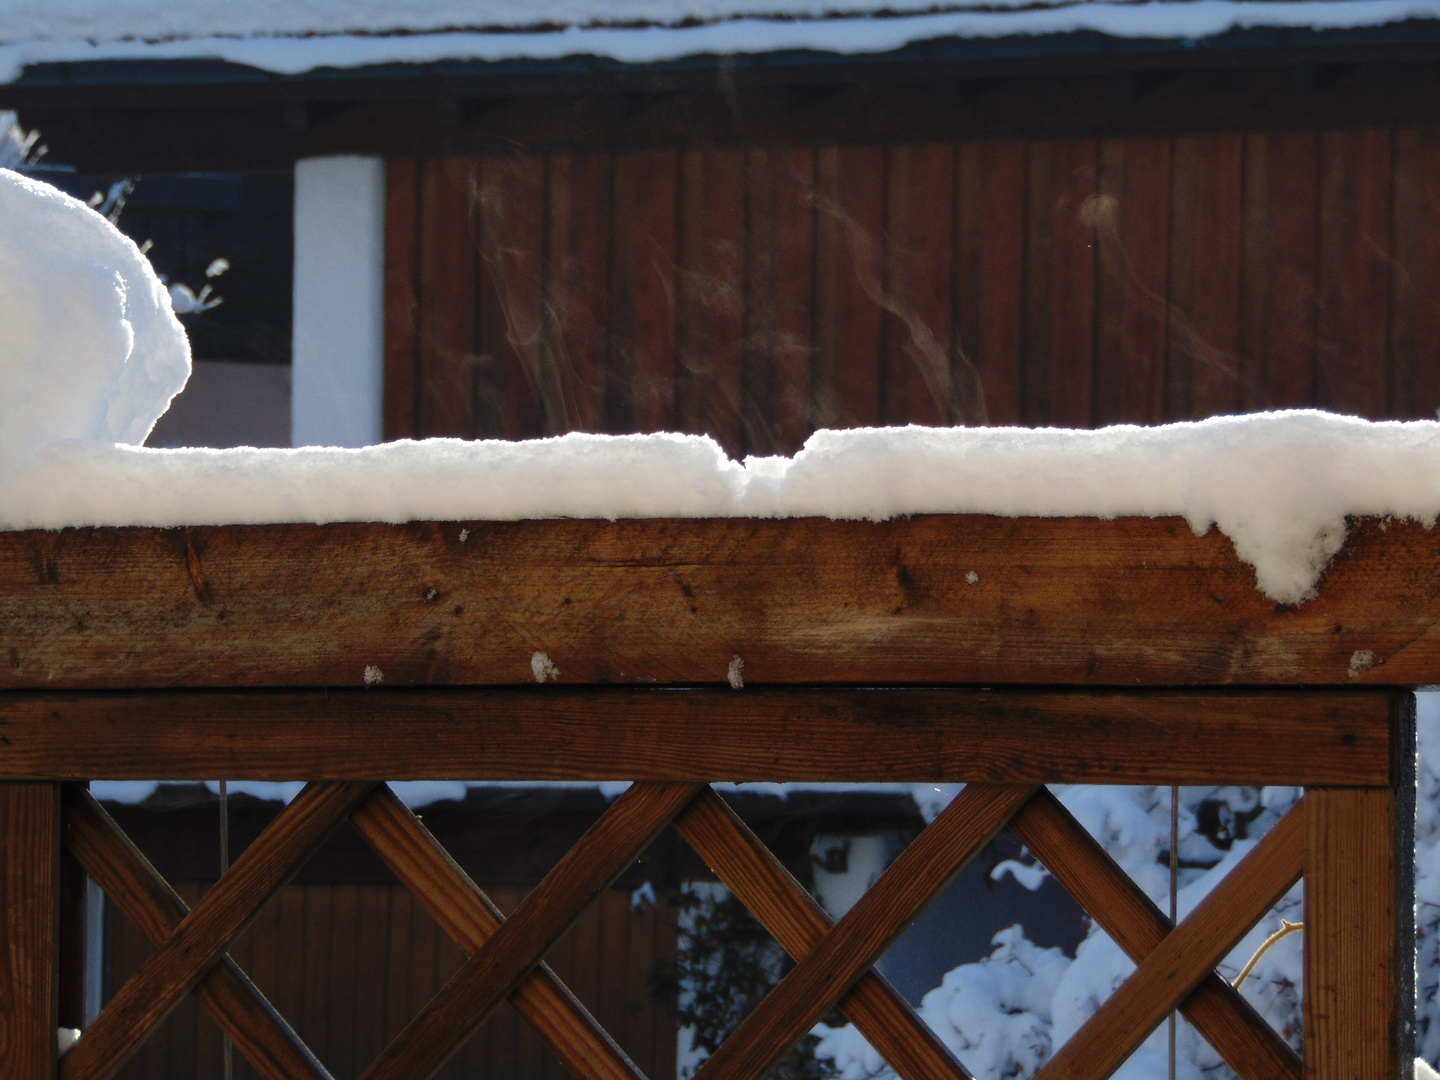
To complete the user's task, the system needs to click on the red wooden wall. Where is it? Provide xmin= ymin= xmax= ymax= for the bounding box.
xmin=111 ymin=884 xmax=677 ymax=1080
xmin=384 ymin=129 xmax=1440 ymax=457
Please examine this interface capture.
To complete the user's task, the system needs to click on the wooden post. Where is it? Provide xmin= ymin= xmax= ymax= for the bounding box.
xmin=0 ymin=783 xmax=61 ymax=1080
xmin=1303 ymin=692 xmax=1415 ymax=1080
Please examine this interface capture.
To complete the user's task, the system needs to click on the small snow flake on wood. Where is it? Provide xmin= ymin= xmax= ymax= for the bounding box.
xmin=458 ymin=528 xmax=469 ymax=543
xmin=966 ymin=571 xmax=979 ymax=584
xmin=362 ymin=664 xmax=383 ymax=686
xmin=727 ymin=655 xmax=744 ymax=689
xmin=531 ymin=651 xmax=559 ymax=683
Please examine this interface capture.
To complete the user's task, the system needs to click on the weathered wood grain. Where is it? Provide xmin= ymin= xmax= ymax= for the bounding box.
xmin=1304 ymin=787 xmax=1408 ymax=1080
xmin=1035 ymin=800 xmax=1306 ymax=1080
xmin=349 ymin=785 xmax=647 ymax=1080
xmin=60 ymin=787 xmax=332 ymax=1080
xmin=1009 ymin=788 xmax=1301 ymax=1080
xmin=3 ymin=516 xmax=1440 ymax=689
xmin=0 ymin=687 xmax=1393 ymax=784
xmin=361 ymin=781 xmax=700 ymax=1080
xmin=61 ymin=782 xmax=372 ymax=1080
xmin=0 ymin=783 xmax=58 ymax=1080
xmin=674 ymin=788 xmax=973 ymax=1080
xmin=693 ymin=784 xmax=1035 ymax=1080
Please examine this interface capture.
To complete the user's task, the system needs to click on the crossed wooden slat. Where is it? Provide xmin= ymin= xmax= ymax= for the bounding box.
xmin=59 ymin=779 xmax=1309 ymax=1080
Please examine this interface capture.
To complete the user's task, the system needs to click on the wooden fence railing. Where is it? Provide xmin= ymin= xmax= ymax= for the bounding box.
xmin=0 ymin=516 xmax=1427 ymax=1080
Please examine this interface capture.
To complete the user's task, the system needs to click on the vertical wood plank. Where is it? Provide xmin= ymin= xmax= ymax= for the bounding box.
xmin=0 ymin=783 xmax=58 ymax=1080
xmin=382 ymin=159 xmax=421 ymax=441
xmin=1239 ymin=132 xmax=1318 ymax=410
xmin=652 ymin=901 xmax=678 ymax=1080
xmin=477 ymin=154 xmax=550 ymax=440
xmin=1316 ymin=129 xmax=1392 ymax=419
xmin=272 ymin=887 xmax=307 ymax=1058
xmin=1167 ymin=134 xmax=1244 ymax=419
xmin=1388 ymin=128 xmax=1440 ymax=420
xmin=1022 ymin=139 xmax=1097 ymax=426
xmin=1304 ymin=785 xmax=1410 ymax=1079
xmin=382 ymin=888 xmax=412 ymax=1052
xmin=882 ymin=143 xmax=956 ymax=427
xmin=1094 ymin=137 xmax=1172 ymax=426
xmin=326 ymin=885 xmax=359 ymax=1080
xmin=676 ymin=149 xmax=747 ymax=457
xmin=609 ymin=151 xmax=679 ymax=434
xmin=742 ymin=147 xmax=815 ymax=456
xmin=300 ymin=887 xmax=331 ymax=1066
xmin=544 ymin=154 xmax=612 ymax=434
xmin=956 ymin=140 xmax=1026 ymax=426
xmin=416 ymin=157 xmax=478 ymax=438
xmin=354 ymin=885 xmax=389 ymax=1076
xmin=813 ymin=145 xmax=886 ymax=429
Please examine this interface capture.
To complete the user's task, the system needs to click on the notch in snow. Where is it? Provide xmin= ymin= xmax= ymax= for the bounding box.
xmin=531 ymin=651 xmax=559 ymax=684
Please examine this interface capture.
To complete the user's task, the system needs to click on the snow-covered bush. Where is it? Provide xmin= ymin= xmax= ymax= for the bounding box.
xmin=814 ymin=784 xmax=1306 ymax=1080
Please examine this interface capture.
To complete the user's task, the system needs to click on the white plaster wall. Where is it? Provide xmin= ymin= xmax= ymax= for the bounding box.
xmin=291 ymin=156 xmax=385 ymax=448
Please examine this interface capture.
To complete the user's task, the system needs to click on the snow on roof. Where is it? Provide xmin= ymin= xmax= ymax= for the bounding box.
xmin=2 ymin=0 xmax=1439 ymax=82
xmin=7 ymin=166 xmax=1440 ymax=609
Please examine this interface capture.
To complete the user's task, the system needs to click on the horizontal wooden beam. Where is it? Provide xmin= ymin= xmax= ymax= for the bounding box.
xmin=0 ymin=687 xmax=1395 ymax=784
xmin=2 ymin=516 xmax=1439 ymax=689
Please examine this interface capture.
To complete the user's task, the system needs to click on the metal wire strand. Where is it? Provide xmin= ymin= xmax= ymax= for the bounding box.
xmin=1163 ymin=789 xmax=1175 ymax=1080
xmin=220 ymin=779 xmax=232 ymax=1080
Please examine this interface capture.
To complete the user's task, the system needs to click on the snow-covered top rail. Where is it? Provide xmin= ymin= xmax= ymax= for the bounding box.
xmin=8 ymin=413 xmax=1440 ymax=607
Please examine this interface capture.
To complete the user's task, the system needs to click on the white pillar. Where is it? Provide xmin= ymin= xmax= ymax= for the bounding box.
xmin=291 ymin=156 xmax=386 ymax=447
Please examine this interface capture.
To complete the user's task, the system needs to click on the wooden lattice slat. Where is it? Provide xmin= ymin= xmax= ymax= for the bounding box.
xmin=61 ymin=786 xmax=332 ymax=1080
xmin=1035 ymin=799 xmax=1306 ymax=1080
xmin=673 ymin=786 xmax=974 ymax=1080
xmin=1009 ymin=788 xmax=1301 ymax=1080
xmin=61 ymin=782 xmax=374 ymax=1080
xmin=692 ymin=784 xmax=1036 ymax=1080
xmin=348 ymin=784 xmax=648 ymax=1080
xmin=361 ymin=781 xmax=702 ymax=1080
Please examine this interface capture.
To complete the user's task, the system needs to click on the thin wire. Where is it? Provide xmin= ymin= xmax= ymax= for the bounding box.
xmin=1168 ymin=785 xmax=1179 ymax=1080
xmin=220 ymin=780 xmax=232 ymax=1080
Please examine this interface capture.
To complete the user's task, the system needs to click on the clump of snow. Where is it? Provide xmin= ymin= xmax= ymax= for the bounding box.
xmin=727 ymin=655 xmax=744 ymax=690
xmin=531 ymin=651 xmax=560 ymax=683
xmin=3 ymin=412 xmax=1440 ymax=604
xmin=362 ymin=663 xmax=383 ymax=686
xmin=0 ymin=168 xmax=189 ymax=469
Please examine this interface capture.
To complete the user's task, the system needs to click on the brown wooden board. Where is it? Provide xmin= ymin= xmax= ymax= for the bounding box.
xmin=3 ymin=516 xmax=1440 ymax=689
xmin=415 ymin=158 xmax=479 ymax=439
xmin=1303 ymin=787 xmax=1411 ymax=1080
xmin=0 ymin=688 xmax=1393 ymax=784
xmin=0 ymin=783 xmax=58 ymax=1080
xmin=1315 ymin=129 xmax=1392 ymax=419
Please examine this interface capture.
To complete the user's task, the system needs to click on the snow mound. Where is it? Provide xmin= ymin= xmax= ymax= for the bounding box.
xmin=0 ymin=168 xmax=189 ymax=467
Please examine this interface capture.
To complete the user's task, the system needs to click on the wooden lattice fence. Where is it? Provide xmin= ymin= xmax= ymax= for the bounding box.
xmin=0 ymin=515 xmax=1423 ymax=1080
